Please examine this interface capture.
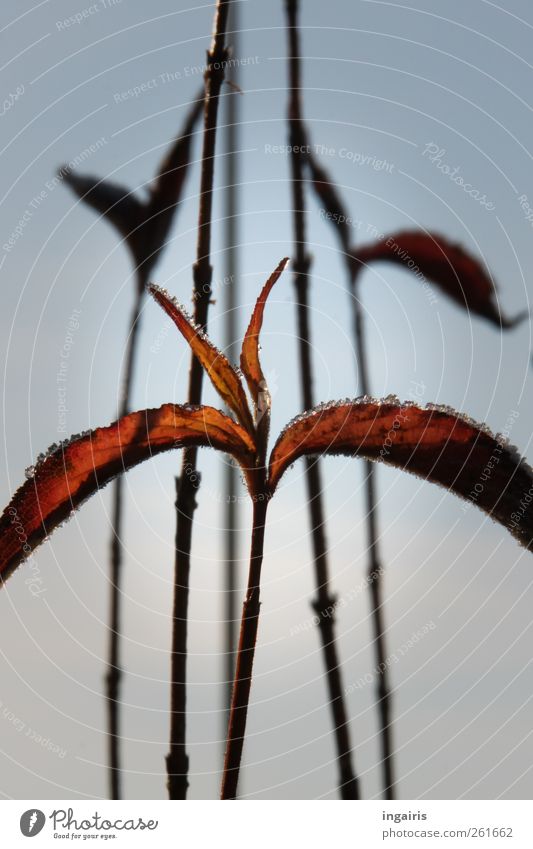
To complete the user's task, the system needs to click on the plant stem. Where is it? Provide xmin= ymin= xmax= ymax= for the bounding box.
xmin=224 ymin=464 xmax=239 ymax=716
xmin=106 ymin=276 xmax=145 ymax=800
xmin=299 ymin=138 xmax=396 ymax=800
xmin=223 ymin=2 xmax=240 ymax=722
xmin=166 ymin=0 xmax=232 ymax=801
xmin=221 ymin=495 xmax=269 ymax=800
xmin=285 ymin=0 xmax=359 ymax=800
xmin=349 ymin=268 xmax=395 ymax=799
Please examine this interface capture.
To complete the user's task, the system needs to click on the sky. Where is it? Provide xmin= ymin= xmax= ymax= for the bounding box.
xmin=1 ymin=0 xmax=533 ymax=800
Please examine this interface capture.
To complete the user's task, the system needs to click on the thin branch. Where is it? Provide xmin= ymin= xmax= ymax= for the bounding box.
xmin=223 ymin=2 xmax=240 ymax=724
xmin=302 ymin=137 xmax=396 ymax=800
xmin=64 ymin=96 xmax=203 ymax=801
xmin=221 ymin=495 xmax=269 ymax=799
xmin=166 ymin=0 xmax=232 ymax=800
xmin=349 ymin=269 xmax=395 ymax=799
xmin=106 ymin=274 xmax=145 ymax=800
xmin=284 ymin=0 xmax=359 ymax=800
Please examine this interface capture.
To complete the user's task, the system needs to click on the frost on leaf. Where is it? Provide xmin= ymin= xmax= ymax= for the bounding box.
xmin=149 ymin=284 xmax=255 ymax=437
xmin=268 ymin=399 xmax=533 ymax=551
xmin=353 ymin=231 xmax=526 ymax=328
xmin=0 ymin=404 xmax=255 ymax=582
xmin=241 ymin=257 xmax=289 ymax=410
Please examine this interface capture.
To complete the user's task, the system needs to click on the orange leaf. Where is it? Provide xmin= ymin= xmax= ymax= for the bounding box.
xmin=149 ymin=285 xmax=255 ymax=436
xmin=0 ymin=404 xmax=255 ymax=583
xmin=353 ymin=231 xmax=526 ymax=328
xmin=240 ymin=257 xmax=289 ymax=409
xmin=268 ymin=400 xmax=533 ymax=551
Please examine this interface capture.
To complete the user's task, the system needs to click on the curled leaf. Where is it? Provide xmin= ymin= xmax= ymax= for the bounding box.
xmin=240 ymin=257 xmax=289 ymax=409
xmin=269 ymin=399 xmax=533 ymax=551
xmin=0 ymin=404 xmax=255 ymax=583
xmin=61 ymin=95 xmax=203 ymax=288
xmin=149 ymin=285 xmax=255 ymax=436
xmin=353 ymin=231 xmax=526 ymax=328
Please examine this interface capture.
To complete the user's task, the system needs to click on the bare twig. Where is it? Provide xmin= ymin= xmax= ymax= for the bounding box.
xmin=106 ymin=274 xmax=145 ymax=800
xmin=350 ymin=268 xmax=395 ymax=799
xmin=223 ymin=3 xmax=240 ymax=723
xmin=221 ymin=495 xmax=269 ymax=799
xmin=303 ymin=145 xmax=395 ymax=799
xmin=284 ymin=0 xmax=359 ymax=800
xmin=166 ymin=0 xmax=232 ymax=800
xmin=63 ymin=96 xmax=202 ymax=800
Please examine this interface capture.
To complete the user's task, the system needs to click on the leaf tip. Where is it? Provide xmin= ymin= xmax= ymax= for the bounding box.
xmin=501 ymin=309 xmax=529 ymax=330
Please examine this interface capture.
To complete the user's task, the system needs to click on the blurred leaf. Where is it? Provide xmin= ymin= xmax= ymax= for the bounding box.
xmin=0 ymin=404 xmax=255 ymax=582
xmin=61 ymin=173 xmax=144 ymax=243
xmin=305 ymin=149 xmax=352 ymax=255
xmin=306 ymin=145 xmax=526 ymax=330
xmin=354 ymin=231 xmax=526 ymax=328
xmin=61 ymin=95 xmax=203 ymax=288
xmin=149 ymin=284 xmax=255 ymax=436
xmin=269 ymin=399 xmax=533 ymax=550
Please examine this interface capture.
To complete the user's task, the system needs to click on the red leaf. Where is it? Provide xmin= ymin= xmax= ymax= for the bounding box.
xmin=0 ymin=404 xmax=255 ymax=583
xmin=268 ymin=400 xmax=533 ymax=551
xmin=353 ymin=231 xmax=526 ymax=328
xmin=240 ymin=257 xmax=289 ymax=409
xmin=149 ymin=285 xmax=255 ymax=436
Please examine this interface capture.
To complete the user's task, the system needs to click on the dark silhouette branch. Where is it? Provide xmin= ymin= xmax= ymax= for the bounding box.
xmin=350 ymin=268 xmax=395 ymax=800
xmin=106 ymin=273 xmax=145 ymax=800
xmin=221 ymin=495 xmax=269 ymax=799
xmin=63 ymin=94 xmax=202 ymax=800
xmin=284 ymin=0 xmax=360 ymax=801
xmin=166 ymin=0 xmax=232 ymax=800
xmin=223 ymin=2 xmax=240 ymax=725
xmin=302 ymin=134 xmax=396 ymax=800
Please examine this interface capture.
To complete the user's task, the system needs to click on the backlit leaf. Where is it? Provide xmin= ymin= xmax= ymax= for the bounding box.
xmin=149 ymin=285 xmax=255 ymax=436
xmin=269 ymin=399 xmax=533 ymax=551
xmin=61 ymin=95 xmax=203 ymax=287
xmin=61 ymin=173 xmax=143 ymax=245
xmin=0 ymin=404 xmax=255 ymax=583
xmin=353 ymin=231 xmax=526 ymax=328
xmin=240 ymin=257 xmax=289 ymax=409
